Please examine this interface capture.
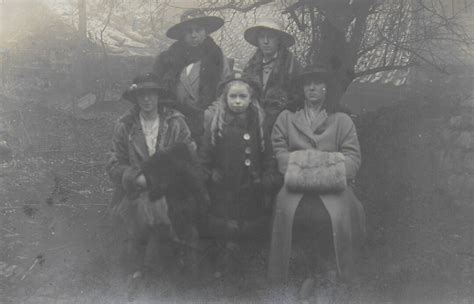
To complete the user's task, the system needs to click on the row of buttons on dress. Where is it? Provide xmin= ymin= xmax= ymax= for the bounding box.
xmin=243 ymin=133 xmax=252 ymax=167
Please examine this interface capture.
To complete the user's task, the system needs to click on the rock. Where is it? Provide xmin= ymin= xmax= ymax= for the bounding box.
xmin=459 ymin=175 xmax=474 ymax=200
xmin=449 ymin=115 xmax=462 ymax=129
xmin=446 ymin=173 xmax=464 ymax=196
xmin=454 ymin=131 xmax=474 ymax=150
xmin=440 ymin=128 xmax=459 ymax=144
xmin=0 ymin=141 xmax=12 ymax=163
xmin=449 ymin=112 xmax=474 ymax=129
xmin=460 ymin=97 xmax=474 ymax=108
xmin=465 ymin=152 xmax=474 ymax=173
xmin=439 ymin=149 xmax=465 ymax=173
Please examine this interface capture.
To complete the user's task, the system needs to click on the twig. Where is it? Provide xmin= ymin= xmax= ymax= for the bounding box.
xmin=1 ymin=227 xmax=14 ymax=234
xmin=20 ymin=257 xmax=40 ymax=281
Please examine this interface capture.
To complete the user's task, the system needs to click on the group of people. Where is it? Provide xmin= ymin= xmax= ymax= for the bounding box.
xmin=106 ymin=8 xmax=366 ymax=294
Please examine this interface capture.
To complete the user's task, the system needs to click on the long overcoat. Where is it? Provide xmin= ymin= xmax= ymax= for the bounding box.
xmin=106 ymin=107 xmax=195 ymax=239
xmin=267 ymin=108 xmax=366 ymax=281
xmin=243 ymin=48 xmax=302 ymax=144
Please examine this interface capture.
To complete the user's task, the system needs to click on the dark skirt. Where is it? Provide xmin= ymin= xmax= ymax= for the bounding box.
xmin=207 ymin=183 xmax=269 ymax=240
xmin=292 ymin=194 xmax=335 ymax=272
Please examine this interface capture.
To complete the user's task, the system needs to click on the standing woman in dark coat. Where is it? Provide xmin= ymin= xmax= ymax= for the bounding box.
xmin=243 ymin=18 xmax=302 ymax=140
xmin=153 ymin=9 xmax=231 ymax=144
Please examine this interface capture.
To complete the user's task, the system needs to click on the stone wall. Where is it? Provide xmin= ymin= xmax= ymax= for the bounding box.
xmin=438 ymin=95 xmax=474 ymax=207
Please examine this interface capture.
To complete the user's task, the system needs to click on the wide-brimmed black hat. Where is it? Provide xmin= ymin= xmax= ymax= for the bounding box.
xmin=122 ymin=72 xmax=172 ymax=103
xmin=166 ymin=9 xmax=224 ymax=40
xmin=293 ymin=64 xmax=331 ymax=85
xmin=244 ymin=18 xmax=295 ymax=48
xmin=217 ymin=71 xmax=262 ymax=99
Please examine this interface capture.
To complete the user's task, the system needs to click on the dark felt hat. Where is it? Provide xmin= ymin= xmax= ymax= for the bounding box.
xmin=166 ymin=9 xmax=224 ymax=40
xmin=217 ymin=71 xmax=262 ymax=99
xmin=293 ymin=64 xmax=331 ymax=85
xmin=122 ymin=72 xmax=172 ymax=103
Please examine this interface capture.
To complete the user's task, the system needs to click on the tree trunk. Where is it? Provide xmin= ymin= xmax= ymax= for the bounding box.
xmin=78 ymin=0 xmax=87 ymax=44
xmin=76 ymin=0 xmax=87 ymax=98
xmin=315 ymin=19 xmax=354 ymax=107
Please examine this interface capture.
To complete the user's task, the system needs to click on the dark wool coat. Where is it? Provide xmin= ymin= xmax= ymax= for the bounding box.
xmin=106 ymin=107 xmax=196 ymax=239
xmin=243 ymin=47 xmax=302 ymax=144
xmin=153 ymin=38 xmax=230 ymax=141
xmin=267 ymin=109 xmax=366 ymax=281
xmin=199 ymin=106 xmax=277 ymax=239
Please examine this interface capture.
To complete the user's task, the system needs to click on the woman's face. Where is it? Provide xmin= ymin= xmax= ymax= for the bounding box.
xmin=303 ymin=79 xmax=327 ymax=106
xmin=226 ymin=81 xmax=252 ymax=114
xmin=136 ymin=90 xmax=159 ymax=114
xmin=183 ymin=24 xmax=207 ymax=47
xmin=257 ymin=29 xmax=279 ymax=57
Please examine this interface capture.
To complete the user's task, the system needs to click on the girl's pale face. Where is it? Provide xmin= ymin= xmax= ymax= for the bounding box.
xmin=226 ymin=82 xmax=251 ymax=114
xmin=304 ymin=79 xmax=327 ymax=106
xmin=136 ymin=90 xmax=159 ymax=114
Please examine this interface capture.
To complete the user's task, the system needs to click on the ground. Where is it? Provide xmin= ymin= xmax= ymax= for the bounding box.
xmin=1 ymin=99 xmax=474 ymax=304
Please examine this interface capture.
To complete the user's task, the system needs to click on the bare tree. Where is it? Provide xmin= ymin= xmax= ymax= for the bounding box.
xmin=199 ymin=0 xmax=473 ymax=104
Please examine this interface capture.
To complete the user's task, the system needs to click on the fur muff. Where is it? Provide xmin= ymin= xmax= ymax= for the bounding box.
xmin=285 ymin=149 xmax=347 ymax=193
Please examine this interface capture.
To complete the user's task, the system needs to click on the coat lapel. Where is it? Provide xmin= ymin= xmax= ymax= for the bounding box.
xmin=291 ymin=110 xmax=318 ymax=146
xmin=179 ymin=67 xmax=197 ymax=100
xmin=188 ymin=61 xmax=201 ymax=86
xmin=129 ymin=118 xmax=149 ymax=161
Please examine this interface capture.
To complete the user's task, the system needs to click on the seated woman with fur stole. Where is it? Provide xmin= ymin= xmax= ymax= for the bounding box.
xmin=267 ymin=65 xmax=366 ymax=296
xmin=106 ymin=72 xmax=200 ymax=284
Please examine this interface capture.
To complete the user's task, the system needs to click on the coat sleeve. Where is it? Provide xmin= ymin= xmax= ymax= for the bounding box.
xmin=106 ymin=122 xmax=141 ymax=194
xmin=167 ymin=115 xmax=197 ymax=152
xmin=197 ymin=108 xmax=215 ymax=180
xmin=337 ymin=114 xmax=361 ymax=180
xmin=221 ymin=56 xmax=232 ymax=80
xmin=271 ymin=110 xmax=291 ymax=175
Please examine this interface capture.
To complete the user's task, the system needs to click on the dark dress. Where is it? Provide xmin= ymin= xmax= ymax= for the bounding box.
xmin=199 ymin=107 xmax=270 ymax=240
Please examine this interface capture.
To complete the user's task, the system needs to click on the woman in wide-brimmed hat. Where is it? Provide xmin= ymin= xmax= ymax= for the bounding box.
xmin=267 ymin=65 xmax=366 ymax=296
xmin=243 ymin=18 xmax=302 ymax=138
xmin=153 ymin=9 xmax=231 ymax=144
xmin=107 ymin=72 xmax=196 ymax=279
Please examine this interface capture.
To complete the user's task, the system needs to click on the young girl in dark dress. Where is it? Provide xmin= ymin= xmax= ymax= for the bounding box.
xmin=199 ymin=72 xmax=281 ymax=273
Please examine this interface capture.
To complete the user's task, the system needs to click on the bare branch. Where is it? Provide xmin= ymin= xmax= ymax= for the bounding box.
xmin=354 ymin=62 xmax=415 ymax=79
xmin=199 ymin=0 xmax=274 ymax=13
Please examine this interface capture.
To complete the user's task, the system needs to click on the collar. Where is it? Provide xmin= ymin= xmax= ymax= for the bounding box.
xmin=262 ymin=52 xmax=278 ymax=65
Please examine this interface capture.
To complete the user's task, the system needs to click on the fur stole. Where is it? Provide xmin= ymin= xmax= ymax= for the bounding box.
xmin=285 ymin=149 xmax=347 ymax=193
xmin=244 ymin=46 xmax=295 ymax=98
xmin=153 ymin=37 xmax=224 ymax=108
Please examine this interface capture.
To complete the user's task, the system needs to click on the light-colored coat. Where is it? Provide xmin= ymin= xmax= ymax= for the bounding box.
xmin=267 ymin=109 xmax=366 ymax=281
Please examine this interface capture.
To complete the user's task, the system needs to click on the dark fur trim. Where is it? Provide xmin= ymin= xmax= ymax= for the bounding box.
xmin=153 ymin=37 xmax=224 ymax=107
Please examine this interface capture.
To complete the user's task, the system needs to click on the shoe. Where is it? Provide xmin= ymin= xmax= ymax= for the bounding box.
xmin=298 ymin=277 xmax=315 ymax=300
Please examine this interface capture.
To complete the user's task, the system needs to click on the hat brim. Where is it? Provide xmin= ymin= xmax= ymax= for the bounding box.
xmin=122 ymin=83 xmax=173 ymax=103
xmin=166 ymin=16 xmax=224 ymax=40
xmin=293 ymin=71 xmax=331 ymax=85
xmin=244 ymin=26 xmax=295 ymax=48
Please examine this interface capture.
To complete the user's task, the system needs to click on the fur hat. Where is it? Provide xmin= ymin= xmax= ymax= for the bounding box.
xmin=216 ymin=71 xmax=262 ymax=99
xmin=244 ymin=18 xmax=295 ymax=48
xmin=122 ymin=72 xmax=172 ymax=103
xmin=166 ymin=9 xmax=224 ymax=40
